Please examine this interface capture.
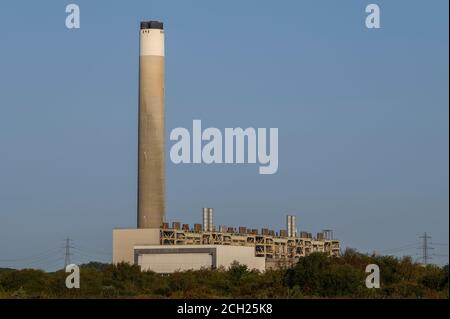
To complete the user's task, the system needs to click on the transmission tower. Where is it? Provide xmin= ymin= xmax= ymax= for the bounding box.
xmin=419 ymin=232 xmax=433 ymax=266
xmin=64 ymin=237 xmax=74 ymax=268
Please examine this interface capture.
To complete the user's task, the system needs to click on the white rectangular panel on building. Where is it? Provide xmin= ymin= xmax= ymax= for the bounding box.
xmin=134 ymin=245 xmax=265 ymax=273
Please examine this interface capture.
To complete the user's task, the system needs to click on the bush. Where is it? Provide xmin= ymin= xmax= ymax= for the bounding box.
xmin=285 ymin=253 xmax=364 ymax=297
xmin=0 ymin=252 xmax=447 ymax=299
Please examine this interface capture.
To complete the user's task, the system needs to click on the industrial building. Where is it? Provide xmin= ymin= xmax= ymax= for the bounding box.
xmin=112 ymin=21 xmax=340 ymax=273
xmin=113 ymin=208 xmax=340 ymax=273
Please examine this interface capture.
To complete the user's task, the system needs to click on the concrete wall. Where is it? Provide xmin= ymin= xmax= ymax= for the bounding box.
xmin=215 ymin=245 xmax=265 ymax=272
xmin=139 ymin=253 xmax=213 ymax=273
xmin=112 ymin=228 xmax=160 ymax=264
xmin=134 ymin=245 xmax=266 ymax=273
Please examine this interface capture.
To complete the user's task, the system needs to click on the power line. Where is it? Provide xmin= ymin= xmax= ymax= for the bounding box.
xmin=430 ymin=243 xmax=449 ymax=246
xmin=418 ymin=232 xmax=433 ymax=266
xmin=71 ymin=248 xmax=111 ymax=265
xmin=71 ymin=248 xmax=103 ymax=260
xmin=44 ymin=259 xmax=68 ymax=272
xmin=0 ymin=239 xmax=112 ymax=270
xmin=73 ymin=243 xmax=112 ymax=257
xmin=0 ymin=247 xmax=61 ymax=263
xmin=25 ymin=255 xmax=65 ymax=270
xmin=382 ymin=245 xmax=418 ymax=254
xmin=63 ymin=237 xmax=74 ymax=268
xmin=379 ymin=243 xmax=420 ymax=255
xmin=376 ymin=235 xmax=448 ymax=266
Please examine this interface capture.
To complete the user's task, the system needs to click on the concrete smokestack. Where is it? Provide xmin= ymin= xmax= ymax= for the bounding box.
xmin=202 ymin=208 xmax=214 ymax=232
xmin=287 ymin=215 xmax=297 ymax=237
xmin=137 ymin=21 xmax=165 ymax=228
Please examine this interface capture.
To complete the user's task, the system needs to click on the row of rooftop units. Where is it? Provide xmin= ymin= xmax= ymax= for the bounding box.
xmin=161 ymin=208 xmax=336 ymax=241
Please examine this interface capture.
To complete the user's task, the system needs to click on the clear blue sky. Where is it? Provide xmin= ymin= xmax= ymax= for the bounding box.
xmin=0 ymin=0 xmax=448 ymax=269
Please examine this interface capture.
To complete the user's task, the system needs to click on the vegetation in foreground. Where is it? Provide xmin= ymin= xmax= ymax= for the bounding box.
xmin=0 ymin=249 xmax=448 ymax=299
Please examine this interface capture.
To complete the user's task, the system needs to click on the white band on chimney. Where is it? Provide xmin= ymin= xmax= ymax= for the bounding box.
xmin=140 ymin=29 xmax=165 ymax=56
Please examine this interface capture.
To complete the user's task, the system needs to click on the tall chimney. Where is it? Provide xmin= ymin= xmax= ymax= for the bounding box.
xmin=287 ymin=215 xmax=297 ymax=237
xmin=137 ymin=21 xmax=165 ymax=228
xmin=203 ymin=208 xmax=214 ymax=232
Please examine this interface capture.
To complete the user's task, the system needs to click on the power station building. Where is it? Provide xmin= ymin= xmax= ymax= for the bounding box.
xmin=112 ymin=21 xmax=340 ymax=273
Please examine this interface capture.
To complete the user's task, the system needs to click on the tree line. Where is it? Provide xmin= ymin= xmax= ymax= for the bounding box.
xmin=0 ymin=249 xmax=448 ymax=298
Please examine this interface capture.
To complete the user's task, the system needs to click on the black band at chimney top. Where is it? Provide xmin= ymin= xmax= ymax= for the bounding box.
xmin=140 ymin=21 xmax=164 ymax=30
